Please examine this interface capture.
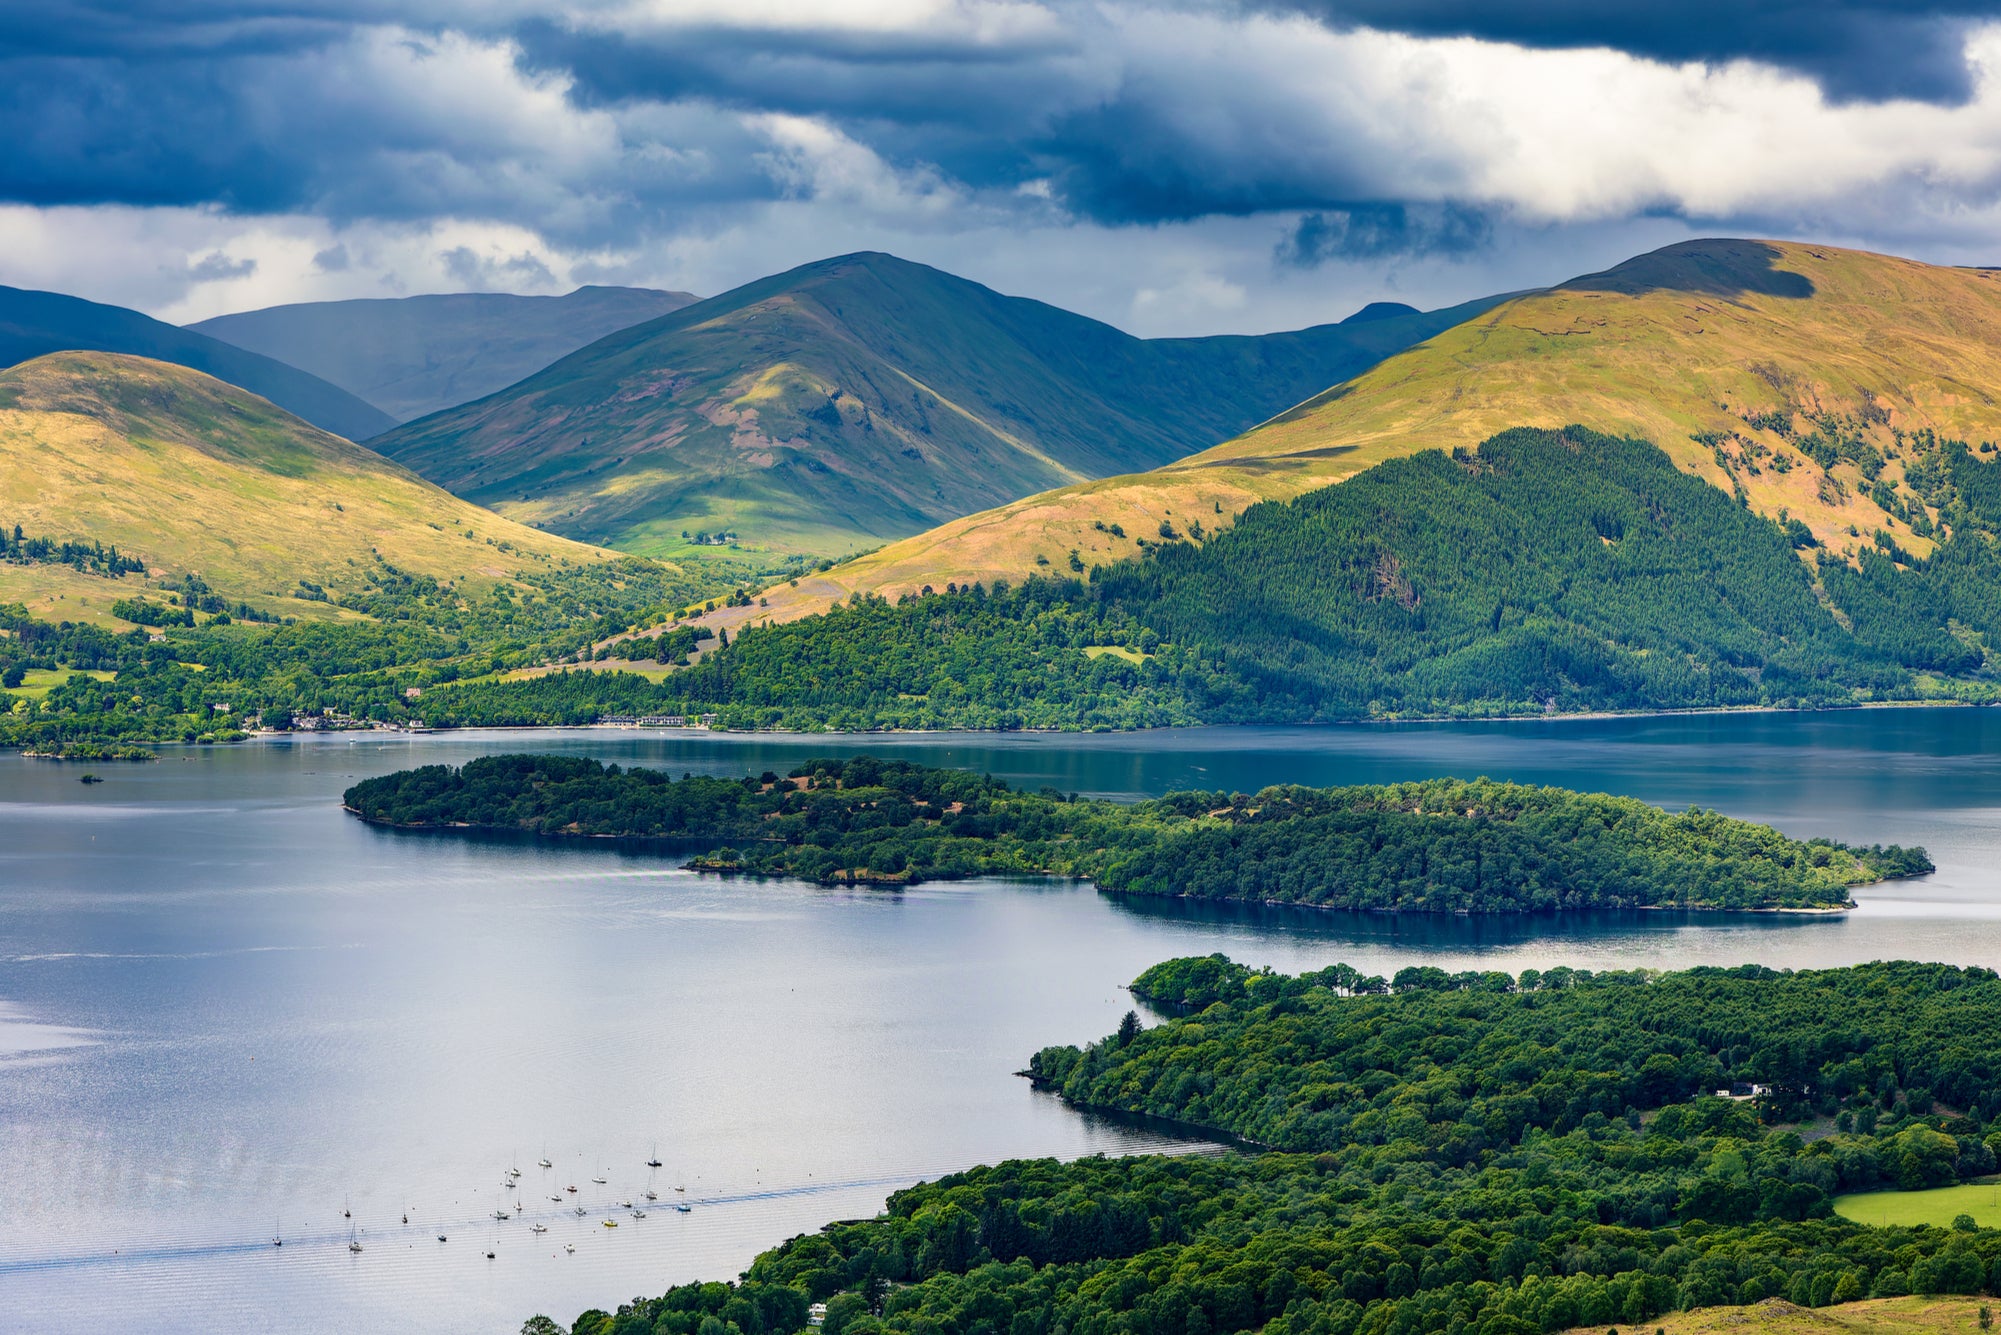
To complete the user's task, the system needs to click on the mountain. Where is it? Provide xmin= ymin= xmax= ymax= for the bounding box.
xmin=0 ymin=351 xmax=624 ymax=622
xmin=0 ymin=284 xmax=394 ymax=441
xmin=189 ymin=285 xmax=699 ymax=423
xmin=369 ymin=252 xmax=1505 ymax=559
xmin=756 ymin=240 xmax=2001 ymax=619
xmin=533 ymin=421 xmax=2001 ymax=730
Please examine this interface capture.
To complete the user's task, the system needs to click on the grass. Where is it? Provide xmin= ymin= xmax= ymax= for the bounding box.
xmin=6 ymin=667 xmax=115 ymax=701
xmin=1561 ymin=1297 xmax=1997 ymax=1334
xmin=0 ymin=351 xmax=646 ymax=613
xmin=1834 ymin=1182 xmax=2001 ymax=1229
xmin=755 ymin=240 xmax=2001 ymax=625
xmin=1082 ymin=645 xmax=1151 ymax=664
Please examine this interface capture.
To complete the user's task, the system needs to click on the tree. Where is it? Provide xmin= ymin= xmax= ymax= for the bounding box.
xmin=521 ymin=1319 xmax=563 ymax=1335
xmin=1116 ymin=1010 xmax=1142 ymax=1047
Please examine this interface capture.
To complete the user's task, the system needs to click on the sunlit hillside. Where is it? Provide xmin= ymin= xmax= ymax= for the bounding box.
xmin=748 ymin=240 xmax=2001 ymax=623
xmin=0 ymin=352 xmax=636 ymax=624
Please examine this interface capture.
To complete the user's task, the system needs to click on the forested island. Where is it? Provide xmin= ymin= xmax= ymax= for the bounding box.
xmin=342 ymin=754 xmax=1928 ymax=912
xmin=551 ymin=959 xmax=2001 ymax=1335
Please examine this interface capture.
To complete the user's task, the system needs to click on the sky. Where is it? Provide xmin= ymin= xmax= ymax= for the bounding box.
xmin=11 ymin=1 xmax=2001 ymax=335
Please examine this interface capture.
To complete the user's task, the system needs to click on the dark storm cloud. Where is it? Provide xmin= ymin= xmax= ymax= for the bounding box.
xmin=1276 ymin=205 xmax=1493 ymax=268
xmin=0 ymin=0 xmax=1997 ymax=248
xmin=1254 ymin=0 xmax=2001 ymax=103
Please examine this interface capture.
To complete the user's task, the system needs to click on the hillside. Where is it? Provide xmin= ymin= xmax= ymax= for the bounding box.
xmin=371 ymin=252 xmax=1503 ymax=559
xmin=189 ymin=285 xmax=698 ymax=422
xmin=1570 ymin=1299 xmax=2001 ymax=1335
xmin=438 ymin=419 xmax=2001 ymax=730
xmin=0 ymin=284 xmax=393 ymax=441
xmin=762 ymin=239 xmax=2001 ymax=618
xmin=0 ymin=351 xmax=629 ymax=622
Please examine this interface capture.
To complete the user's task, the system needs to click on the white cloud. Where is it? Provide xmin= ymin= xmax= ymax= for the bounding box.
xmin=580 ymin=0 xmax=1066 ymax=44
xmin=748 ymin=114 xmax=970 ymax=223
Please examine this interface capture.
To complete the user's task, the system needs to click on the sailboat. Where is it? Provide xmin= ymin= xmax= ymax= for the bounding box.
xmin=347 ymin=1221 xmax=364 ymax=1254
xmin=531 ymin=1223 xmax=548 ymax=1234
xmin=647 ymin=1144 xmax=663 ymax=1169
xmin=645 ymin=1190 xmax=658 ymax=1201
xmin=591 ymin=1175 xmax=607 ymax=1185
xmin=272 ymin=1218 xmax=283 ymax=1247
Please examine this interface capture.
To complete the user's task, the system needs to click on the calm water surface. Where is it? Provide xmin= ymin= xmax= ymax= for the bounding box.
xmin=7 ymin=710 xmax=2001 ymax=1334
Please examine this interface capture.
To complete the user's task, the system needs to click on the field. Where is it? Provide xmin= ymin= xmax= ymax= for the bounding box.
xmin=1563 ymin=1297 xmax=1997 ymax=1334
xmin=749 ymin=240 xmax=2001 ymax=624
xmin=5 ymin=667 xmax=115 ymax=701
xmin=1835 ymin=1183 xmax=2001 ymax=1229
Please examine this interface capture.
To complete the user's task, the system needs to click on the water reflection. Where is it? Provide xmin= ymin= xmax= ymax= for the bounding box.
xmin=1100 ymin=893 xmax=1853 ymax=950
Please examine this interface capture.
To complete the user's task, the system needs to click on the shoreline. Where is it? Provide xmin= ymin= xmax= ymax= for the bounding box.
xmin=340 ymin=808 xmax=1870 ymax=917
xmin=7 ymin=693 xmax=1998 ymax=755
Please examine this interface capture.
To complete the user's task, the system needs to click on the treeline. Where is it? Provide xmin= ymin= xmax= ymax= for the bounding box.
xmin=0 ymin=523 xmax=145 ymax=577
xmin=551 ymin=960 xmax=2001 ymax=1335
xmin=344 ymin=756 xmax=1922 ymax=910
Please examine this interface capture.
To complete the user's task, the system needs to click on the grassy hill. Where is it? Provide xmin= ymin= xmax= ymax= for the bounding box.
xmin=189 ymin=285 xmax=698 ymax=423
xmin=1566 ymin=1299 xmax=1999 ymax=1335
xmin=767 ymin=240 xmax=2001 ymax=619
xmin=0 ymin=283 xmax=394 ymax=441
xmin=371 ymin=251 xmax=1502 ymax=560
xmin=0 ymin=351 xmax=630 ymax=622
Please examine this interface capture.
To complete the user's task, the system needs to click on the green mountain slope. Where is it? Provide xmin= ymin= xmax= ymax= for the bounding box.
xmin=0 ymin=284 xmax=394 ymax=441
xmin=0 ymin=350 xmax=633 ymax=623
xmin=774 ymin=239 xmax=2001 ymax=620
xmin=371 ymin=252 xmax=1503 ymax=559
xmin=189 ymin=285 xmax=698 ymax=423
xmin=422 ymin=423 xmax=2001 ymax=729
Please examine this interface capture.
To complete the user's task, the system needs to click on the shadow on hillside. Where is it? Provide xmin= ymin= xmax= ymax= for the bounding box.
xmin=1558 ymin=239 xmax=1815 ymax=300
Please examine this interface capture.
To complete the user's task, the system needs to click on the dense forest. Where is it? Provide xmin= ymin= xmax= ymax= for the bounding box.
xmin=27 ymin=424 xmax=2001 ymax=741
xmin=548 ymin=960 xmax=2001 ymax=1335
xmin=454 ymin=425 xmax=2001 ymax=730
xmin=343 ymin=755 xmax=1926 ymax=911
xmin=0 ymin=555 xmax=719 ymax=748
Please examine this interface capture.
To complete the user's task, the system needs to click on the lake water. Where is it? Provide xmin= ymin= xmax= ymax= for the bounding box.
xmin=9 ymin=709 xmax=2001 ymax=1334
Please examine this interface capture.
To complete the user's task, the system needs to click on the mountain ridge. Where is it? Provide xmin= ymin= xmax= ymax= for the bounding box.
xmin=371 ymin=251 xmax=1507 ymax=559
xmin=189 ymin=285 xmax=699 ymax=423
xmin=0 ymin=283 xmax=395 ymax=441
xmin=734 ymin=239 xmax=2001 ymax=625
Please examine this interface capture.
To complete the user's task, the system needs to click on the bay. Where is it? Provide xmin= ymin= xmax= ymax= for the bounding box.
xmin=5 ymin=708 xmax=2001 ymax=1334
